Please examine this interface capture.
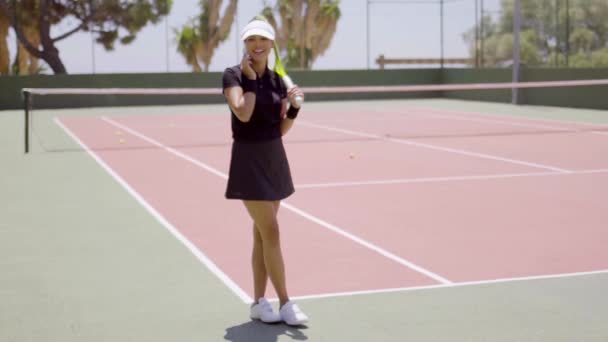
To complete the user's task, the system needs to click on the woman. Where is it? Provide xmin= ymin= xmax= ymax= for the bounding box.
xmin=222 ymin=17 xmax=308 ymax=326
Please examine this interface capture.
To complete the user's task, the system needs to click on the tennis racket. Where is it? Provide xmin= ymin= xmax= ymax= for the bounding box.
xmin=273 ymin=41 xmax=304 ymax=107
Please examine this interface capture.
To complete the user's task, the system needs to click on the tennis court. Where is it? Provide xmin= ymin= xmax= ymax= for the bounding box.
xmin=2 ymin=94 xmax=608 ymax=341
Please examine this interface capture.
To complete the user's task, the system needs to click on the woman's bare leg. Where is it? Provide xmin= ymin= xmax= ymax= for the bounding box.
xmin=251 ymin=201 xmax=280 ymax=301
xmin=251 ymin=224 xmax=267 ymax=302
xmin=244 ymin=200 xmax=289 ymax=306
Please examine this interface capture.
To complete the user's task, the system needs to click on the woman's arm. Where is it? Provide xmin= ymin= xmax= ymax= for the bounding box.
xmin=280 ymin=99 xmax=295 ymax=135
xmin=224 ymin=86 xmax=256 ymax=122
xmin=280 ymin=85 xmax=304 ymax=135
xmin=223 ymin=54 xmax=258 ymax=122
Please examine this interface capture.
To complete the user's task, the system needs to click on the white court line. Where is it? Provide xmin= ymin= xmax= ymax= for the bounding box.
xmin=304 ymin=108 xmax=574 ymax=132
xmin=101 ymin=116 xmax=452 ymax=287
xmin=281 ymin=269 xmax=608 ymax=302
xmin=280 ymin=201 xmax=451 ymax=284
xmin=299 ymin=121 xmax=573 ymax=173
xmin=409 ymin=109 xmax=576 ymax=132
xmin=54 ymin=118 xmax=253 ymax=304
xmin=409 ymin=107 xmax=608 ymax=137
xmin=409 ymin=106 xmax=608 ymax=129
xmin=296 ymin=169 xmax=608 ymax=189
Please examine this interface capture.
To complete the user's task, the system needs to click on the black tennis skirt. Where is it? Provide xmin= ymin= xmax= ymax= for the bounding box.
xmin=225 ymin=138 xmax=295 ymax=201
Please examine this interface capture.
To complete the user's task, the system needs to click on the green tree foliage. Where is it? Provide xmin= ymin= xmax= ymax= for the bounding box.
xmin=176 ymin=22 xmax=203 ymax=72
xmin=175 ymin=0 xmax=237 ymax=72
xmin=262 ymin=0 xmax=341 ymax=70
xmin=463 ymin=0 xmax=608 ymax=67
xmin=0 ymin=0 xmax=172 ymax=74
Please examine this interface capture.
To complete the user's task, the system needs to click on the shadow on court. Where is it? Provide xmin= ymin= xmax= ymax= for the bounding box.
xmin=224 ymin=320 xmax=308 ymax=341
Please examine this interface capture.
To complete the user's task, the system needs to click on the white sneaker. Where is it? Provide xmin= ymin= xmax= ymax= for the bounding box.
xmin=279 ymin=301 xmax=309 ymax=326
xmin=250 ymin=298 xmax=281 ymax=323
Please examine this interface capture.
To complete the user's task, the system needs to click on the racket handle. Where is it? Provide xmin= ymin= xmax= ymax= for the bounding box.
xmin=282 ymin=75 xmax=304 ymax=107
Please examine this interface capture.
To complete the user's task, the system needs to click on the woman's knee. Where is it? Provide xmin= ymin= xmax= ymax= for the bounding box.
xmin=253 ymin=224 xmax=263 ymax=244
xmin=257 ymin=221 xmax=280 ymax=245
xmin=244 ymin=200 xmax=281 ymax=245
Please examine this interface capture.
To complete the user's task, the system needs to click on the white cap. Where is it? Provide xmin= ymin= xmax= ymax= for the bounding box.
xmin=240 ymin=20 xmax=275 ymax=41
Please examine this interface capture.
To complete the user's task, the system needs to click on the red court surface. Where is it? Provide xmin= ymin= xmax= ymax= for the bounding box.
xmin=57 ymin=107 xmax=608 ymax=301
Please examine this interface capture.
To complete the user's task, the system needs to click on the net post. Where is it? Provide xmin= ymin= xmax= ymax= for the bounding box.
xmin=23 ymin=89 xmax=31 ymax=153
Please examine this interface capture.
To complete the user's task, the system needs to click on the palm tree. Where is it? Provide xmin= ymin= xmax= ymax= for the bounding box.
xmin=175 ymin=0 xmax=237 ymax=72
xmin=176 ymin=22 xmax=203 ymax=72
xmin=263 ymin=0 xmax=341 ymax=69
xmin=11 ymin=0 xmax=41 ymax=75
xmin=0 ymin=0 xmax=41 ymax=75
xmin=15 ymin=21 xmax=40 ymax=75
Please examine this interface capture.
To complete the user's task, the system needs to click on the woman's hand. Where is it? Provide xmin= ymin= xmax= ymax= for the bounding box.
xmin=240 ymin=53 xmax=257 ymax=80
xmin=287 ymin=85 xmax=304 ymax=108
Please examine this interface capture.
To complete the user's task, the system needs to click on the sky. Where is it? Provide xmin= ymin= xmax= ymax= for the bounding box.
xmin=6 ymin=0 xmax=502 ymax=74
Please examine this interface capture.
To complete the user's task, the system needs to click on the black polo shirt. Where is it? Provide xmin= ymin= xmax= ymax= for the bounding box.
xmin=222 ymin=65 xmax=287 ymax=142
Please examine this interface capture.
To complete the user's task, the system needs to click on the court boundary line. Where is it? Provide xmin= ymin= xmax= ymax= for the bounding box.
xmin=299 ymin=121 xmax=572 ymax=173
xmin=409 ymin=107 xmax=608 ymax=137
xmin=317 ymin=108 xmax=577 ymax=133
xmin=56 ymin=115 xmax=608 ymax=304
xmin=406 ymin=109 xmax=577 ymax=132
xmin=296 ymin=112 xmax=573 ymax=132
xmin=101 ymin=116 xmax=453 ymax=286
xmin=54 ymin=118 xmax=253 ymax=304
xmin=295 ymin=169 xmax=608 ymax=189
xmin=407 ymin=105 xmax=608 ymax=129
xmin=299 ymin=110 xmax=576 ymax=136
xmin=408 ymin=107 xmax=608 ymax=136
xmin=279 ymin=268 xmax=608 ymax=302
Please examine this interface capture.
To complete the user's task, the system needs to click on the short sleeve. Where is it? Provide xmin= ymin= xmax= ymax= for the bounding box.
xmin=222 ymin=67 xmax=241 ymax=90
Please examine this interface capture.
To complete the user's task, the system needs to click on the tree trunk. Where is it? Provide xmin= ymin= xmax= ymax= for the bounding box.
xmin=29 ymin=53 xmax=38 ymax=74
xmin=26 ymin=25 xmax=40 ymax=74
xmin=38 ymin=0 xmax=66 ymax=74
xmin=0 ymin=15 xmax=9 ymax=75
xmin=41 ymin=45 xmax=66 ymax=74
xmin=192 ymin=56 xmax=202 ymax=72
xmin=3 ymin=0 xmax=67 ymax=74
xmin=17 ymin=43 xmax=27 ymax=74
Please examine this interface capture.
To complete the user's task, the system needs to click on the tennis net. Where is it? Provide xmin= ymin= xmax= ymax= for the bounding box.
xmin=22 ymin=79 xmax=608 ymax=153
